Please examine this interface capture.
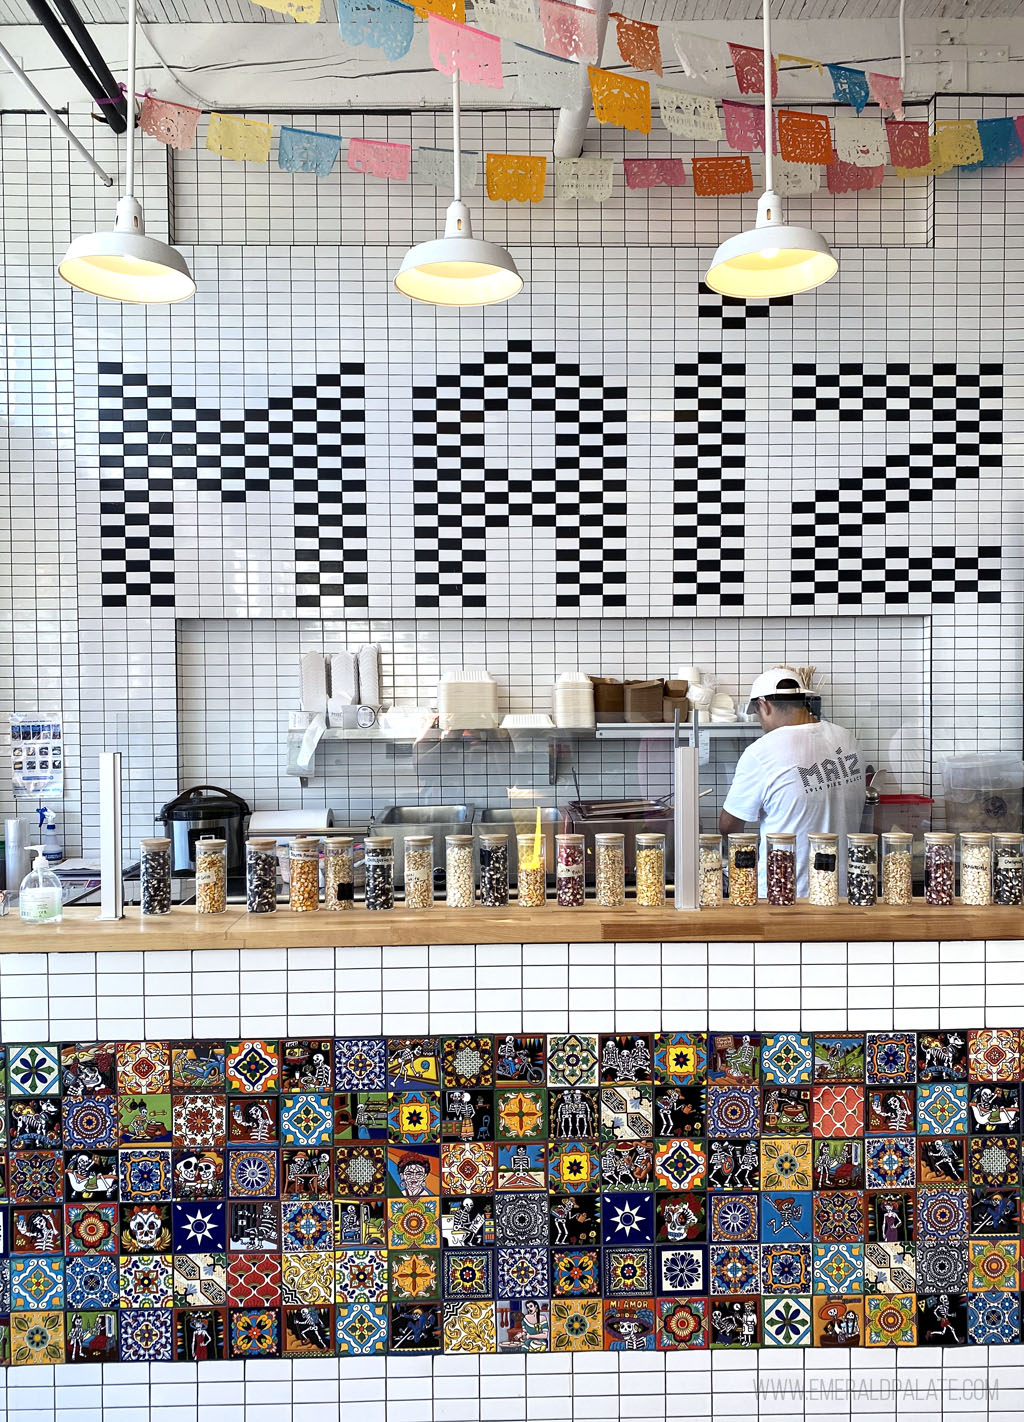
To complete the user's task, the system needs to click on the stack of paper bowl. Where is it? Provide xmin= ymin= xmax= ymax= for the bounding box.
xmin=438 ymin=669 xmax=499 ymax=729
xmin=553 ymin=672 xmax=596 ymax=728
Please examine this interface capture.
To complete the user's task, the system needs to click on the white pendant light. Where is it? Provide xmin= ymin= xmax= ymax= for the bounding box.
xmin=59 ymin=0 xmax=195 ymax=304
xmin=705 ymin=0 xmax=837 ymax=300
xmin=395 ymin=73 xmax=522 ymax=307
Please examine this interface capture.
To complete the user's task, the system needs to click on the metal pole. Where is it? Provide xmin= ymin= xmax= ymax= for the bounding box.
xmin=97 ymin=752 xmax=125 ymax=920
xmin=451 ymin=69 xmax=461 ymax=203
xmin=0 ymin=39 xmax=114 ymax=185
xmin=762 ymin=0 xmax=773 ymax=194
xmin=125 ymin=0 xmax=137 ymax=198
xmin=672 ymin=707 xmax=700 ymax=910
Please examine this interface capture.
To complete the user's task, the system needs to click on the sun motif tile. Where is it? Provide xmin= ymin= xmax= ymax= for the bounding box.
xmin=968 ymin=1240 xmax=1019 ymax=1292
xmin=761 ymin=1034 xmax=814 ymax=1086
xmin=387 ymin=1092 xmax=441 ymax=1145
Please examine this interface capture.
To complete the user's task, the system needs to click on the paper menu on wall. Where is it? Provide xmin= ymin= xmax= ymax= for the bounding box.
xmin=10 ymin=714 xmax=63 ymax=799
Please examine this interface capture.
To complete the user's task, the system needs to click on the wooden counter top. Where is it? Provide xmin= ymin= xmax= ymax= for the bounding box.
xmin=0 ymin=900 xmax=1020 ymax=951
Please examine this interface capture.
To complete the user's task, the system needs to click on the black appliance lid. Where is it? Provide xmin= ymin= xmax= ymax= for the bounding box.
xmin=159 ymin=785 xmax=250 ymax=822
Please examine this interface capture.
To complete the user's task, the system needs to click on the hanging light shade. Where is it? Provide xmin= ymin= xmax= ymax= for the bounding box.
xmin=705 ymin=191 xmax=837 ymax=299
xmin=395 ymin=199 xmax=522 ymax=306
xmin=59 ymin=0 xmax=194 ymax=304
xmin=704 ymin=0 xmax=837 ymax=300
xmin=395 ymin=72 xmax=522 ymax=308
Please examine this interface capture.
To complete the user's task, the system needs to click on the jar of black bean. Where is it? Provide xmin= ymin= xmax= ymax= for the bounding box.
xmin=140 ymin=836 xmax=172 ymax=915
xmin=479 ymin=833 xmax=509 ymax=908
xmin=245 ymin=837 xmax=278 ymax=914
xmin=924 ymin=832 xmax=955 ymax=907
xmin=364 ymin=836 xmax=395 ymax=911
xmin=847 ymin=833 xmax=878 ymax=907
xmin=766 ymin=832 xmax=796 ymax=906
xmin=994 ymin=832 xmax=1024 ymax=906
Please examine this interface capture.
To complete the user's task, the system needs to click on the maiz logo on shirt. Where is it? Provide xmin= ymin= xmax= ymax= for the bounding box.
xmin=798 ymin=747 xmax=861 ymax=794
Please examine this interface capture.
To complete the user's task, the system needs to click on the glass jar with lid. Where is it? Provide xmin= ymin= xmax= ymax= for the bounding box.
xmin=880 ymin=831 xmax=914 ymax=906
xmin=766 ymin=832 xmax=796 ymax=906
xmin=364 ymin=836 xmax=395 ymax=911
xmin=289 ymin=836 xmax=320 ymax=913
xmin=478 ymin=833 xmax=509 ymax=909
xmin=324 ymin=837 xmax=354 ymax=911
xmin=245 ymin=837 xmax=278 ymax=914
xmin=807 ymin=832 xmax=839 ymax=907
xmin=595 ymin=833 xmax=625 ymax=907
xmin=195 ymin=836 xmax=227 ymax=915
xmin=517 ymin=833 xmax=546 ymax=908
xmin=556 ymin=833 xmax=585 ymax=907
xmin=635 ymin=832 xmax=666 ymax=907
xmin=994 ymin=832 xmax=1024 ymax=906
xmin=404 ymin=836 xmax=434 ymax=910
xmin=140 ymin=836 xmax=172 ymax=916
xmin=924 ymin=832 xmax=955 ymax=906
xmin=698 ymin=834 xmax=723 ymax=908
xmin=446 ymin=835 xmax=475 ymax=908
xmin=959 ymin=833 xmax=992 ymax=906
xmin=847 ymin=833 xmax=878 ymax=907
xmin=728 ymin=833 xmax=758 ymax=906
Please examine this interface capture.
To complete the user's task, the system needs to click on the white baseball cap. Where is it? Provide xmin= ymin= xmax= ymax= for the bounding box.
xmin=746 ymin=666 xmax=809 ymax=712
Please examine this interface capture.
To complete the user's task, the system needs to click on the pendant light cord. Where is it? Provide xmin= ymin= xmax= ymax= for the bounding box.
xmin=125 ymin=0 xmax=137 ymax=199
xmin=451 ymin=68 xmax=462 ymax=204
xmin=762 ymin=0 xmax=773 ymax=194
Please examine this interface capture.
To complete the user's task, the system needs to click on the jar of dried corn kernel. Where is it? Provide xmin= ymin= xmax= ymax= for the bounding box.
xmin=556 ymin=833 xmax=585 ymax=907
xmin=324 ymin=837 xmax=354 ymax=911
xmin=595 ymin=833 xmax=625 ymax=907
xmin=924 ymin=832 xmax=955 ymax=907
xmin=195 ymin=836 xmax=227 ymax=915
xmin=881 ymin=830 xmax=913 ymax=905
xmin=807 ymin=832 xmax=839 ymax=907
xmin=289 ymin=836 xmax=320 ymax=913
xmin=364 ymin=836 xmax=395 ymax=911
xmin=994 ymin=832 xmax=1024 ymax=906
xmin=479 ymin=833 xmax=509 ymax=908
xmin=728 ymin=833 xmax=758 ymax=907
xmin=960 ymin=832 xmax=992 ymax=907
xmin=766 ymin=832 xmax=796 ymax=907
xmin=847 ymin=833 xmax=878 ymax=907
xmin=517 ymin=834 xmax=546 ymax=908
xmin=635 ymin=832 xmax=666 ymax=908
xmin=699 ymin=833 xmax=723 ymax=908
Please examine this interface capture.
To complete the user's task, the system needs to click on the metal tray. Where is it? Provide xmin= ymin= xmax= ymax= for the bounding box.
xmin=475 ymin=807 xmax=565 ymax=880
xmin=378 ymin=804 xmax=475 ymax=884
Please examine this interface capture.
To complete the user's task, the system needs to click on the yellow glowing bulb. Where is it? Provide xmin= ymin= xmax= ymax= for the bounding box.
xmin=760 ymin=246 xmax=781 ymax=260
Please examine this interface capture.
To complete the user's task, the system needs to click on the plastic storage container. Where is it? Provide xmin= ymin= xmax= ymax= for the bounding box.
xmin=517 ymin=833 xmax=546 ymax=908
xmin=595 ymin=833 xmax=626 ymax=907
xmin=479 ymin=833 xmax=509 ymax=908
xmin=881 ymin=830 xmax=913 ymax=906
xmin=766 ymin=832 xmax=796 ymax=906
xmin=994 ymin=833 xmax=1024 ymax=906
xmin=140 ymin=836 xmax=172 ymax=916
xmin=289 ymin=836 xmax=320 ymax=913
xmin=941 ymin=753 xmax=1024 ymax=833
xmin=245 ymin=838 xmax=278 ymax=914
xmin=195 ymin=836 xmax=227 ymax=915
xmin=698 ymin=833 xmax=723 ymax=908
xmin=324 ymin=837 xmax=354 ymax=911
xmin=364 ymin=837 xmax=395 ymax=911
xmin=924 ymin=832 xmax=955 ymax=907
xmin=847 ymin=833 xmax=878 ymax=907
xmin=635 ymin=832 xmax=666 ymax=907
xmin=807 ymin=832 xmax=839 ymax=907
xmin=959 ymin=832 xmax=992 ymax=907
xmin=446 ymin=835 xmax=475 ymax=908
xmin=556 ymin=833 xmax=585 ymax=907
xmin=404 ymin=836 xmax=434 ymax=910
xmin=728 ymin=833 xmax=758 ymax=906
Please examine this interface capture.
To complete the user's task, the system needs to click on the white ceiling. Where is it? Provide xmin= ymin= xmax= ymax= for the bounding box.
xmin=0 ymin=0 xmax=1020 ymax=24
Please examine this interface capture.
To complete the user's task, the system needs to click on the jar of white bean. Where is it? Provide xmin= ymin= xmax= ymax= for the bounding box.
xmin=698 ymin=833 xmax=723 ymax=909
xmin=728 ymin=834 xmax=758 ymax=907
xmin=807 ymin=833 xmax=839 ymax=907
xmin=595 ymin=833 xmax=625 ymax=907
xmin=881 ymin=830 xmax=914 ymax=906
xmin=404 ymin=836 xmax=434 ymax=910
xmin=446 ymin=835 xmax=475 ymax=908
xmin=960 ymin=833 xmax=992 ymax=907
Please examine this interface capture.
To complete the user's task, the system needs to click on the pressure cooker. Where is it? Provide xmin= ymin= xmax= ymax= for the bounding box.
xmin=157 ymin=785 xmax=250 ymax=873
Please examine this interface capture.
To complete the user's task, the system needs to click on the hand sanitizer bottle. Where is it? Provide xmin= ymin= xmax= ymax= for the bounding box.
xmin=19 ymin=845 xmax=63 ymax=924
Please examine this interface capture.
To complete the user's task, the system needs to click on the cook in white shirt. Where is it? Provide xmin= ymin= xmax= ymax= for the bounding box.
xmin=719 ymin=667 xmax=866 ymax=898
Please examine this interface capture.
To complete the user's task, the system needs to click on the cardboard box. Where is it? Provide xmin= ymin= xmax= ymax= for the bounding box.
xmin=591 ymin=677 xmax=624 ymax=716
xmin=663 ymin=679 xmax=690 ymax=723
xmin=624 ymin=679 xmax=664 ymax=723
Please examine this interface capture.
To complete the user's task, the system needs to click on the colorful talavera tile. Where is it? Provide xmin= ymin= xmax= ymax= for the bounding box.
xmin=917 ymin=1082 xmax=968 ymax=1135
xmin=812 ymin=1191 xmax=865 ymax=1244
xmin=654 ymin=1138 xmax=704 ymax=1192
xmin=282 ymin=1250 xmax=335 ymax=1304
xmin=599 ymin=1084 xmax=652 ymax=1141
xmin=9 ymin=1046 xmax=61 ymax=1098
xmin=761 ymin=1034 xmax=813 ymax=1086
xmin=387 ymin=1092 xmax=441 ymax=1144
xmin=334 ymin=1038 xmax=387 ymax=1092
xmin=548 ymin=1033 xmax=599 ymax=1088
xmin=336 ymin=1302 xmax=387 ymax=1354
xmin=227 ymin=1254 xmax=281 ymax=1308
xmin=813 ymin=1296 xmax=863 ymax=1346
xmin=120 ymin=1203 xmax=172 ymax=1256
xmin=171 ymin=1043 xmax=225 ymax=1093
xmin=656 ymin=1296 xmax=707 ymax=1348
xmin=172 ymin=1095 xmax=226 ymax=1149
xmin=968 ymin=1239 xmax=1018 ymax=1292
xmin=495 ymin=1246 xmax=548 ymax=1299
xmin=760 ymin=1243 xmax=809 ymax=1294
xmin=916 ymin=1186 xmax=969 ymax=1242
xmin=65 ymin=1204 xmax=118 ymax=1255
xmin=387 ymin=1198 xmax=440 ymax=1250
xmin=229 ymin=1306 xmax=280 ymax=1358
xmin=604 ymin=1246 xmax=653 ymax=1297
xmin=120 ymin=1307 xmax=173 ymax=1361
xmin=119 ymin=1148 xmax=172 ymax=1202
xmin=866 ymin=1293 xmax=916 ymax=1345
xmin=706 ymin=1086 xmax=759 ymax=1137
xmin=443 ymin=1299 xmax=496 ymax=1352
xmin=762 ymin=1293 xmax=810 ymax=1346
xmin=865 ymin=1135 xmax=916 ymax=1189
xmin=812 ymin=1084 xmax=865 ymax=1138
xmin=443 ymin=1249 xmax=493 ymax=1301
xmin=66 ymin=1256 xmax=119 ymax=1309
xmin=548 ymin=1141 xmax=600 ymax=1194
xmin=172 ymin=1252 xmax=227 ymax=1307
xmin=760 ymin=1137 xmax=812 ymax=1191
xmin=917 ymin=1031 xmax=968 ymax=1083
xmin=117 ymin=1042 xmax=170 ymax=1096
xmin=653 ymin=1033 xmax=706 ymax=1086
xmin=709 ymin=1192 xmax=759 ymax=1243
xmin=334 ymin=1143 xmax=385 ymax=1199
xmin=968 ymin=1291 xmax=1021 ymax=1344
xmin=11 ymin=1150 xmax=62 ymax=1204
xmin=814 ymin=1243 xmax=864 ymax=1294
xmin=550 ymin=1297 xmax=602 ymax=1350
xmin=968 ymin=1029 xmax=1020 ymax=1082
xmin=864 ymin=1241 xmax=916 ymax=1295
xmin=657 ymin=1244 xmax=705 ymax=1295
xmin=119 ymin=1253 xmax=173 ymax=1308
xmin=227 ymin=1148 xmax=278 ymax=1198
xmin=280 ymin=1094 xmax=333 ymax=1147
xmin=814 ymin=1035 xmax=865 ymax=1083
xmin=497 ymin=1089 xmax=547 ymax=1141
xmin=552 ymin=1249 xmax=600 ymax=1297
xmin=63 ymin=1098 xmax=117 ymax=1150
xmin=917 ymin=1241 xmax=968 ymax=1292
xmin=336 ymin=1248 xmax=387 ymax=1303
xmin=709 ymin=1243 xmax=758 ymax=1296
xmin=866 ymin=1033 xmax=917 ymax=1085
xmin=11 ymin=1310 xmax=65 ymax=1364
xmin=226 ymin=1040 xmax=280 ymax=1095
xmin=969 ymin=1135 xmax=1020 ymax=1187
xmin=11 ymin=1256 xmax=64 ymax=1311
xmin=441 ymin=1037 xmax=493 ymax=1089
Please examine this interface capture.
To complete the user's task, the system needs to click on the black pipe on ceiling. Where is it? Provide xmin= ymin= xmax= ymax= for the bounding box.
xmin=25 ymin=0 xmax=128 ymax=132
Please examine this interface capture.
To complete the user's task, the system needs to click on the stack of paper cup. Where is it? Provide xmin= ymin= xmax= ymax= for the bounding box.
xmin=553 ymin=672 xmax=596 ymax=728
